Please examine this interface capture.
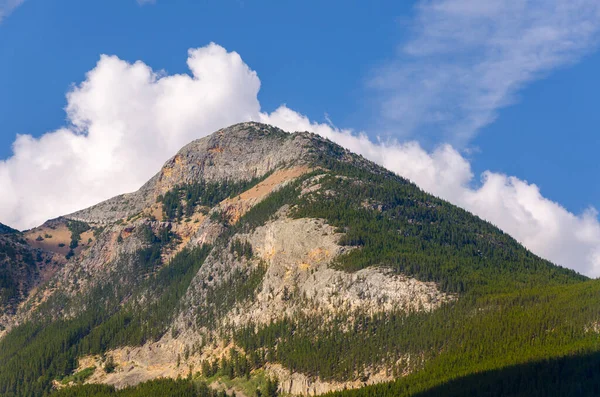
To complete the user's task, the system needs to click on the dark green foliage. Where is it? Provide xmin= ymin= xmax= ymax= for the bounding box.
xmin=195 ymin=161 xmax=596 ymax=386
xmin=51 ymin=384 xmax=116 ymax=397
xmin=0 ymin=313 xmax=104 ymax=396
xmin=51 ymin=379 xmax=227 ymax=397
xmin=294 ymin=162 xmax=584 ymax=294
xmin=264 ymin=377 xmax=279 ymax=397
xmin=325 ymin=350 xmax=600 ymax=397
xmin=93 ymin=227 xmax=105 ymax=238
xmin=230 ymin=239 xmax=253 ymax=261
xmin=161 ymin=172 xmax=273 ymax=221
xmin=196 ymin=262 xmax=267 ymax=330
xmin=0 ymin=222 xmax=19 ymax=234
xmin=79 ymin=244 xmax=212 ymax=351
xmin=410 ymin=351 xmax=600 ymax=397
xmin=0 ymin=267 xmax=17 ymax=306
xmin=135 ymin=224 xmax=176 ymax=272
xmin=61 ymin=367 xmax=95 ymax=385
xmin=1 ymin=139 xmax=597 ymax=397
xmin=0 ymin=244 xmax=211 ymax=397
xmin=103 ymin=356 xmax=116 ymax=374
xmin=0 ymin=235 xmax=37 ymax=307
xmin=67 ymin=220 xmax=91 ymax=250
xmin=200 ymin=348 xmax=253 ymax=379
xmin=189 ymin=179 xmax=305 ymax=330
xmin=236 ymin=280 xmax=600 ymax=385
xmin=197 ymin=349 xmax=278 ymax=397
xmin=235 ymin=179 xmax=302 ymax=233
xmin=0 ymin=240 xmax=17 ymax=262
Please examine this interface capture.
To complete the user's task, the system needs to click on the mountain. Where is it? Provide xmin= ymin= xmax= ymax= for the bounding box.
xmin=0 ymin=223 xmax=19 ymax=235
xmin=0 ymin=222 xmax=59 ymax=334
xmin=0 ymin=122 xmax=598 ymax=397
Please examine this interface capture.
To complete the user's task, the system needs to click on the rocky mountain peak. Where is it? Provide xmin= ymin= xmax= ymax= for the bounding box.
xmin=66 ymin=122 xmax=325 ymax=223
xmin=150 ymin=122 xmax=309 ymax=191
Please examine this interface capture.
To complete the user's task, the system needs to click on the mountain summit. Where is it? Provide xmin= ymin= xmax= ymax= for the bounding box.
xmin=0 ymin=123 xmax=598 ymax=397
xmin=68 ymin=123 xmax=322 ymax=223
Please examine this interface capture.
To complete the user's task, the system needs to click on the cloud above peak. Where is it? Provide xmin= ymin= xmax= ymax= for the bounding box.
xmin=1 ymin=43 xmax=259 ymax=230
xmin=372 ymin=0 xmax=600 ymax=145
xmin=1 ymin=43 xmax=599 ymax=278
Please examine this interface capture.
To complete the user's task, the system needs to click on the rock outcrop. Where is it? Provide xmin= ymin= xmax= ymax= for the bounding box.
xmin=66 ymin=123 xmax=317 ymax=224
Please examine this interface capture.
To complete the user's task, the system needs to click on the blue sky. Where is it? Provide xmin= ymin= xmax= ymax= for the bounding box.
xmin=474 ymin=50 xmax=600 ymax=215
xmin=1 ymin=0 xmax=600 ymax=276
xmin=0 ymin=0 xmax=406 ymax=153
xmin=1 ymin=0 xmax=599 ymax=213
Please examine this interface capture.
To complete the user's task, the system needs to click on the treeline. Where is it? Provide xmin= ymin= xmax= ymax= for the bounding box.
xmin=135 ymin=224 xmax=177 ymax=272
xmin=0 ymin=235 xmax=36 ymax=308
xmin=191 ymin=177 xmax=306 ymax=330
xmin=79 ymin=244 xmax=212 ymax=351
xmin=0 ymin=169 xmax=295 ymax=396
xmin=323 ymin=350 xmax=600 ymax=397
xmin=158 ymin=172 xmax=272 ymax=221
xmin=0 ymin=243 xmax=211 ymax=397
xmin=293 ymin=160 xmax=584 ymax=294
xmin=52 ymin=379 xmax=229 ymax=397
xmin=200 ymin=348 xmax=253 ymax=379
xmin=234 ymin=280 xmax=600 ymax=384
xmin=198 ymin=348 xmax=279 ymax=397
xmin=0 ymin=265 xmax=18 ymax=307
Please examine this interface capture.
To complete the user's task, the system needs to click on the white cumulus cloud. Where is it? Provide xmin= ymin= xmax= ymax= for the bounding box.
xmin=1 ymin=44 xmax=259 ymax=230
xmin=1 ymin=43 xmax=599 ymax=278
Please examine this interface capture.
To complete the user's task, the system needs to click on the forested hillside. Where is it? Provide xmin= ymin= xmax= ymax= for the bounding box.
xmin=0 ymin=123 xmax=597 ymax=397
xmin=0 ymin=223 xmax=19 ymax=235
xmin=0 ymin=224 xmax=56 ymax=323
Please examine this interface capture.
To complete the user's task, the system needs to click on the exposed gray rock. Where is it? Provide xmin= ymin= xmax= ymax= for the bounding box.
xmin=226 ymin=215 xmax=452 ymax=327
xmin=67 ymin=123 xmax=312 ymax=223
xmin=66 ymin=121 xmax=380 ymax=224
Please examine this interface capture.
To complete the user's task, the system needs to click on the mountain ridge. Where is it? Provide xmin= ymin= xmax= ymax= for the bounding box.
xmin=66 ymin=122 xmax=351 ymax=224
xmin=0 ymin=122 xmax=597 ymax=397
xmin=0 ymin=223 xmax=19 ymax=234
